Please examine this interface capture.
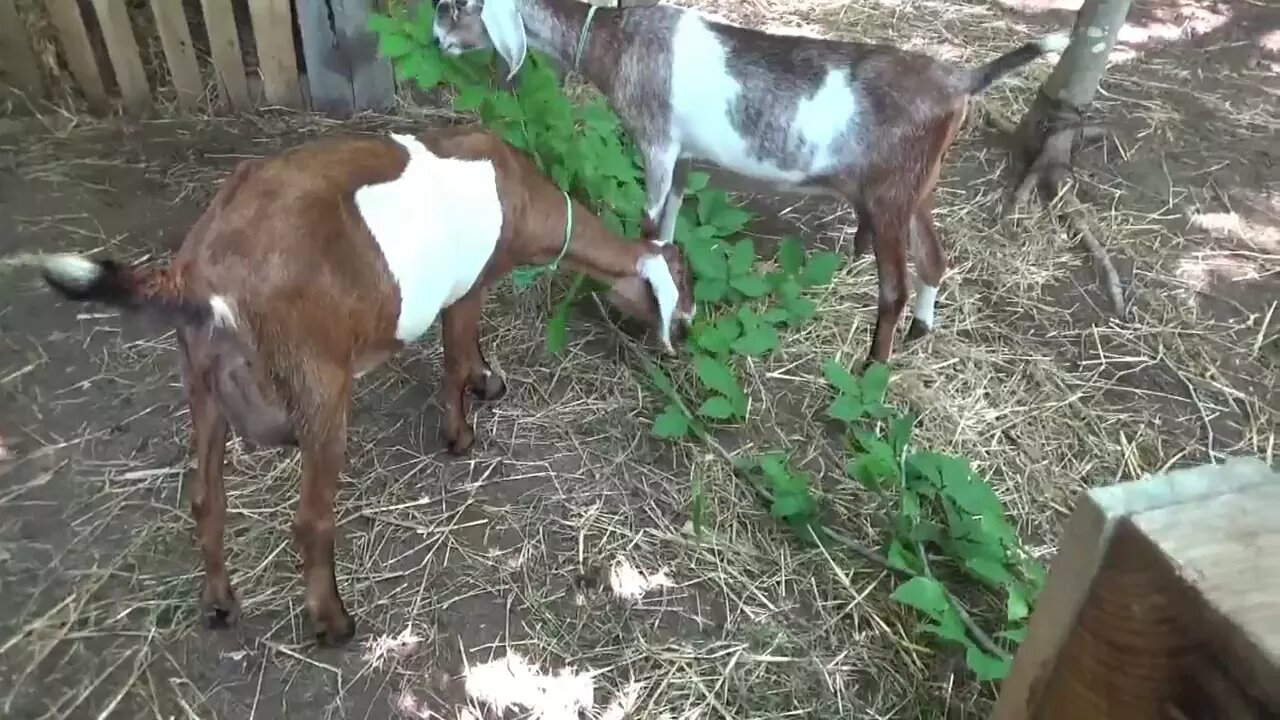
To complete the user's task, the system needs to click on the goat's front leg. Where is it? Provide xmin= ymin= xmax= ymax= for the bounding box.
xmin=439 ymin=293 xmax=494 ymax=455
xmin=655 ymin=158 xmax=690 ymax=246
xmin=295 ymin=366 xmax=355 ymax=646
xmin=179 ymin=335 xmax=239 ymax=629
xmin=639 ymin=144 xmax=680 ymax=242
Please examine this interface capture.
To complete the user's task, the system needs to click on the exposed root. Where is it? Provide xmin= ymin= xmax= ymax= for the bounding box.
xmin=989 ymin=104 xmax=1127 ymax=318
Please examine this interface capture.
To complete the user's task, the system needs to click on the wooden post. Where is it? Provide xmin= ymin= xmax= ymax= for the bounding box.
xmin=43 ymin=0 xmax=109 ymax=112
xmin=148 ymin=0 xmax=204 ymax=110
xmin=248 ymin=0 xmax=303 ymax=108
xmin=334 ymin=0 xmax=395 ymax=112
xmin=0 ymin=0 xmax=45 ymax=99
xmin=90 ymin=0 xmax=151 ymax=113
xmin=297 ymin=0 xmax=354 ymax=116
xmin=993 ymin=457 xmax=1280 ymax=719
xmin=199 ymin=0 xmax=250 ymax=111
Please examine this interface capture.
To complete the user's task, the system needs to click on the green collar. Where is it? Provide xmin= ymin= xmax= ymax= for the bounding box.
xmin=573 ymin=5 xmax=600 ymax=72
xmin=511 ymin=191 xmax=573 ymax=289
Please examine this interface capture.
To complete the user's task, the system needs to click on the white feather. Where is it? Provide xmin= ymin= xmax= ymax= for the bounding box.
xmin=1037 ymin=32 xmax=1071 ymax=54
xmin=41 ymin=253 xmax=102 ymax=290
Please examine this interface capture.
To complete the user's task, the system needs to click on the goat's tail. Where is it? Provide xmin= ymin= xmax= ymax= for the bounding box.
xmin=35 ymin=253 xmax=218 ymax=328
xmin=965 ymin=32 xmax=1070 ymax=95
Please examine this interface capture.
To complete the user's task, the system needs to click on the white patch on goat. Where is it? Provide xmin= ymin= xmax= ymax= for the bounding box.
xmin=792 ymin=68 xmax=859 ymax=174
xmin=355 ymin=133 xmax=503 ymax=343
xmin=912 ymin=280 xmax=939 ymax=329
xmin=638 ymin=252 xmax=680 ymax=351
xmin=208 ymin=295 xmax=237 ymax=328
xmin=670 ymin=16 xmax=809 ymax=184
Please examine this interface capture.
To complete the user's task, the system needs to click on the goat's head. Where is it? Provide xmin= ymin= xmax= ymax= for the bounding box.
xmin=433 ymin=0 xmax=527 ymax=80
xmin=606 ymin=241 xmax=696 ymax=354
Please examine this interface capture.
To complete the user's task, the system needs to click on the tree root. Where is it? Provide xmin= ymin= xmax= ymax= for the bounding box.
xmin=986 ymin=106 xmax=1128 ymax=318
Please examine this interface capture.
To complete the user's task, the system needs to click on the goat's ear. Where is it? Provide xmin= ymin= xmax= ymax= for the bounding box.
xmin=480 ymin=0 xmax=527 ymax=81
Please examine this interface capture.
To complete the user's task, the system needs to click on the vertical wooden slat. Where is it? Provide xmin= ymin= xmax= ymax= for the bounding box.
xmin=247 ymin=0 xmax=302 ymax=107
xmin=90 ymin=0 xmax=150 ymax=113
xmin=148 ymin=0 xmax=203 ymax=110
xmin=198 ymin=0 xmax=250 ymax=111
xmin=0 ymin=0 xmax=45 ymax=98
xmin=334 ymin=0 xmax=394 ymax=112
xmin=43 ymin=0 xmax=108 ymax=112
xmin=297 ymin=0 xmax=354 ymax=116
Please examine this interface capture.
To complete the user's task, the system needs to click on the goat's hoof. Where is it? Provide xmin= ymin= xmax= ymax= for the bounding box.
xmin=471 ymin=372 xmax=507 ymax=402
xmin=905 ymin=319 xmax=932 ymax=342
xmin=313 ymin=609 xmax=356 ymax=646
xmin=445 ymin=425 xmax=475 ymax=456
xmin=199 ymin=583 xmax=241 ymax=629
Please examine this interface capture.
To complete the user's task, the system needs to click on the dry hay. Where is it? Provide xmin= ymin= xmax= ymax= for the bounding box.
xmin=1 ymin=0 xmax=1277 ymax=718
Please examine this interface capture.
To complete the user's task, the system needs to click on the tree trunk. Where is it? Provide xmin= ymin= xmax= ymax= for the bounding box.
xmin=1014 ymin=0 xmax=1132 ymax=182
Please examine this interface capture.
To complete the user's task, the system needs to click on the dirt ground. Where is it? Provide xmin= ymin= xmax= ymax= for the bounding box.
xmin=1 ymin=0 xmax=1276 ymax=718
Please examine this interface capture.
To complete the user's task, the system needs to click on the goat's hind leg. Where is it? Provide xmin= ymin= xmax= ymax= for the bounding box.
xmin=906 ymin=203 xmax=946 ymax=342
xmin=178 ymin=331 xmax=240 ymax=629
xmin=293 ymin=363 xmax=356 ymax=645
xmin=866 ymin=204 xmax=913 ymax=367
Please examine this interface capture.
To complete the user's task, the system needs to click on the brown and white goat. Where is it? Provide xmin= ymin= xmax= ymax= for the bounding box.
xmin=432 ymin=0 xmax=1068 ymax=366
xmin=32 ymin=126 xmax=694 ymax=645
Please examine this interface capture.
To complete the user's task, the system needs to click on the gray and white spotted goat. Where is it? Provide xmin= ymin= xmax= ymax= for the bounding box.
xmin=432 ymin=0 xmax=1068 ymax=366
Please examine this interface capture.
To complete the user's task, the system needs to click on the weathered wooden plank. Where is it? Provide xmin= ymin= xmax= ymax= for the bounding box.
xmin=148 ymin=0 xmax=203 ymax=110
xmin=993 ymin=457 xmax=1280 ymax=720
xmin=0 ymin=0 xmax=45 ymax=98
xmin=247 ymin=0 xmax=302 ymax=107
xmin=296 ymin=0 xmax=354 ymax=116
xmin=199 ymin=0 xmax=250 ymax=111
xmin=333 ymin=0 xmax=394 ymax=112
xmin=43 ymin=0 xmax=108 ymax=112
xmin=90 ymin=0 xmax=151 ymax=113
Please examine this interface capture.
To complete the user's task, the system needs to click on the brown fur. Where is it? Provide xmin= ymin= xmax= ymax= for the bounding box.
xmin=39 ymin=126 xmax=693 ymax=645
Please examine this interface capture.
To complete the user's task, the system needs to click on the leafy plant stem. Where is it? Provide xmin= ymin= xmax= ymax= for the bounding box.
xmin=915 ymin=540 xmax=1011 ymax=662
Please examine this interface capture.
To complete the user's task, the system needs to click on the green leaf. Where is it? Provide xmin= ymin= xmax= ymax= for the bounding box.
xmin=760 ymin=307 xmax=791 ymax=326
xmin=694 ymin=277 xmax=728 ymax=304
xmin=888 ymin=413 xmax=915 ymax=456
xmin=693 ymin=317 xmax=740 ymax=355
xmin=800 ymin=251 xmax=841 ymax=287
xmin=728 ymin=239 xmax=756 ymax=276
xmin=685 ymin=238 xmax=728 ymax=280
xmin=709 ymin=204 xmax=752 ymax=235
xmin=822 ymin=359 xmax=862 ymax=396
xmin=1007 ymin=586 xmax=1030 ymax=623
xmin=645 ymin=361 xmax=679 ymax=400
xmin=826 ymin=395 xmax=865 ymax=423
xmin=729 ymin=273 xmax=771 ymax=298
xmin=694 ymin=354 xmax=740 ymax=400
xmin=965 ymin=646 xmax=1011 ymax=682
xmin=778 ymin=236 xmax=805 ymax=275
xmin=887 ymin=540 xmax=917 ymax=572
xmin=697 ymin=396 xmax=735 ymax=420
xmin=996 ymin=626 xmax=1027 ymax=644
xmin=782 ymin=296 xmax=817 ymax=324
xmin=376 ymin=32 xmax=417 ymax=60
xmin=859 ymin=362 xmax=891 ymax=405
xmin=685 ymin=172 xmax=711 ymax=193
xmin=452 ymin=85 xmax=488 ymax=112
xmin=652 ymin=403 xmax=690 ymax=439
xmin=921 ymin=603 xmax=969 ymax=644
xmin=545 ymin=302 xmax=569 ymax=354
xmin=889 ymin=576 xmax=948 ymax=618
xmin=964 ymin=555 xmax=1015 ymax=588
xmin=731 ymin=325 xmax=778 ymax=357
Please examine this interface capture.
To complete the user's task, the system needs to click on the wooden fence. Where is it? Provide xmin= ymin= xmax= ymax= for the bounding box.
xmin=0 ymin=0 xmax=400 ymax=117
